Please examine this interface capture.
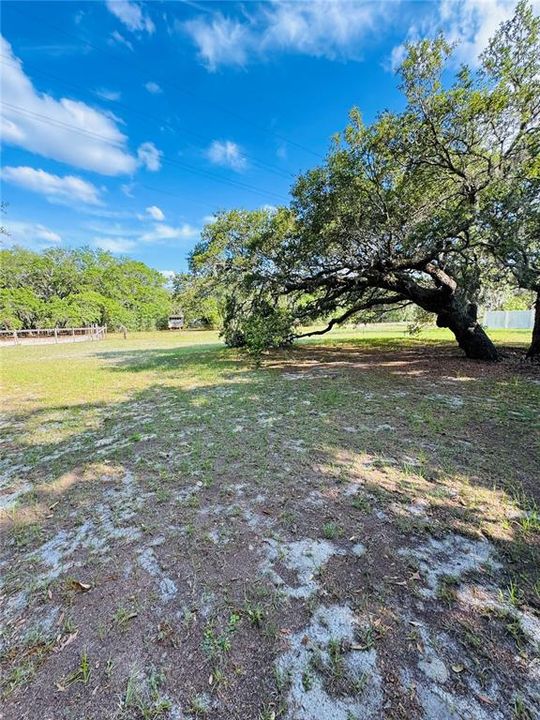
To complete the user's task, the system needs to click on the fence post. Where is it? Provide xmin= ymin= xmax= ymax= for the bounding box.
xmin=5 ymin=324 xmax=109 ymax=345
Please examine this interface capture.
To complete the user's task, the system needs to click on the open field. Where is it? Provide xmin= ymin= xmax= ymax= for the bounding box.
xmin=1 ymin=327 xmax=539 ymax=720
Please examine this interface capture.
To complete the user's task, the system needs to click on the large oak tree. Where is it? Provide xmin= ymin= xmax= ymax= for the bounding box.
xmin=191 ymin=2 xmax=539 ymax=361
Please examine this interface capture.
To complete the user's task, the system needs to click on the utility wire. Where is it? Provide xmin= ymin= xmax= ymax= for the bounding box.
xmin=8 ymin=2 xmax=324 ymax=161
xmin=0 ymin=55 xmax=295 ymax=182
xmin=2 ymin=100 xmax=290 ymax=203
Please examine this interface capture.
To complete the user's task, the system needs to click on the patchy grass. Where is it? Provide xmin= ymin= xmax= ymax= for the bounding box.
xmin=0 ymin=326 xmax=538 ymax=720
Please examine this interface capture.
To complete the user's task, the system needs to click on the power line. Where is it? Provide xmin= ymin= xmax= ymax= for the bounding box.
xmin=0 ymin=54 xmax=295 ymax=182
xmin=2 ymin=100 xmax=290 ymax=203
xmin=8 ymin=2 xmax=324 ymax=161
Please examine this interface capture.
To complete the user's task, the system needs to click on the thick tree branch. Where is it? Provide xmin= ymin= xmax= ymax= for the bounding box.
xmin=292 ymin=294 xmax=406 ymax=339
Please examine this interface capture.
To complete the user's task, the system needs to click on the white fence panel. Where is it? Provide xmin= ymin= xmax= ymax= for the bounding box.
xmin=484 ymin=310 xmax=534 ymax=329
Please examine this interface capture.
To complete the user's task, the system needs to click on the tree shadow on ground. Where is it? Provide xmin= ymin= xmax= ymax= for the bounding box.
xmin=95 ymin=342 xmax=234 ymax=374
xmin=3 ymin=341 xmax=538 ymax=578
xmin=2 ymin=340 xmax=539 ymax=718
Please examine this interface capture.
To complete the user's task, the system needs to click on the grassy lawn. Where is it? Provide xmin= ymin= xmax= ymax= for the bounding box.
xmin=1 ymin=326 xmax=539 ymax=720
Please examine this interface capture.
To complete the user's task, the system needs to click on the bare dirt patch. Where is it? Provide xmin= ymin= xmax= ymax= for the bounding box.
xmin=1 ymin=339 xmax=539 ymax=719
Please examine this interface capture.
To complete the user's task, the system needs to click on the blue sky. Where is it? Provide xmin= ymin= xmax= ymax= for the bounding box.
xmin=0 ymin=0 xmax=527 ymax=275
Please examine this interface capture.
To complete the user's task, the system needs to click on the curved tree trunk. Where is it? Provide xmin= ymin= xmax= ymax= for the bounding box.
xmin=385 ymin=269 xmax=499 ymax=361
xmin=436 ymin=301 xmax=499 ymax=361
xmin=526 ymin=290 xmax=540 ymax=359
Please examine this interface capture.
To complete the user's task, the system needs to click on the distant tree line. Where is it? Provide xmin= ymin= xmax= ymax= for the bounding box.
xmin=179 ymin=1 xmax=539 ymax=360
xmin=0 ymin=247 xmax=171 ymax=331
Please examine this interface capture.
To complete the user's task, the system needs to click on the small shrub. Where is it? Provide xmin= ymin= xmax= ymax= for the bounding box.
xmin=322 ymin=521 xmax=340 ymax=539
xmin=223 ymin=299 xmax=295 ymax=363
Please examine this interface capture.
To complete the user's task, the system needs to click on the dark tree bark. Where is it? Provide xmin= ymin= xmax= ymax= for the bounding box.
xmin=526 ymin=289 xmax=540 ymax=359
xmin=383 ymin=268 xmax=499 ymax=361
xmin=436 ymin=301 xmax=499 ymax=361
xmin=283 ymin=262 xmax=500 ymax=361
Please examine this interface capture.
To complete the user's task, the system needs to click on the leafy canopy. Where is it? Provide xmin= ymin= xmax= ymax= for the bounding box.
xmin=190 ymin=1 xmax=539 ymax=360
xmin=0 ymin=246 xmax=172 ymax=330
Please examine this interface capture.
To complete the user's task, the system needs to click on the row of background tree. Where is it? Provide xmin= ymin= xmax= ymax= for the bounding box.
xmin=0 ymin=247 xmax=172 ymax=331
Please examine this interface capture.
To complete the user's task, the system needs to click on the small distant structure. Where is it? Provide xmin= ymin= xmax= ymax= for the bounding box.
xmin=168 ymin=313 xmax=184 ymax=330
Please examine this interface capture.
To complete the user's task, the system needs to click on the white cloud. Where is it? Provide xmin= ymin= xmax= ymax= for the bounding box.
xmin=145 ymin=205 xmax=165 ymax=221
xmin=121 ymin=182 xmax=135 ymax=198
xmin=206 ymin=140 xmax=247 ymax=172
xmin=2 ymin=166 xmax=102 ymax=206
xmin=109 ymin=30 xmax=133 ymax=51
xmin=144 ymin=81 xmax=162 ymax=94
xmin=390 ymin=0 xmax=540 ymax=70
xmin=91 ymin=220 xmax=199 ymax=251
xmin=439 ymin=0 xmax=529 ymax=64
xmin=184 ymin=1 xmax=387 ymax=70
xmin=140 ymin=223 xmax=199 ymax=243
xmin=0 ymin=35 xmax=136 ymax=176
xmin=105 ymin=0 xmax=155 ymax=34
xmin=389 ymin=43 xmax=407 ymax=72
xmin=261 ymin=1 xmax=378 ymax=58
xmin=137 ymin=141 xmax=162 ymax=171
xmin=276 ymin=143 xmax=287 ymax=160
xmin=95 ymin=88 xmax=122 ymax=102
xmin=94 ymin=236 xmax=136 ymax=253
xmin=160 ymin=269 xmax=176 ymax=285
xmin=6 ymin=220 xmax=62 ymax=249
xmin=184 ymin=14 xmax=251 ymax=70
xmin=77 ymin=207 xmax=135 ymax=220
xmin=86 ymin=221 xmax=138 ymax=237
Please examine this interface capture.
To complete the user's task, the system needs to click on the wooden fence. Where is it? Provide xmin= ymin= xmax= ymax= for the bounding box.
xmin=0 ymin=325 xmax=107 ymax=346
